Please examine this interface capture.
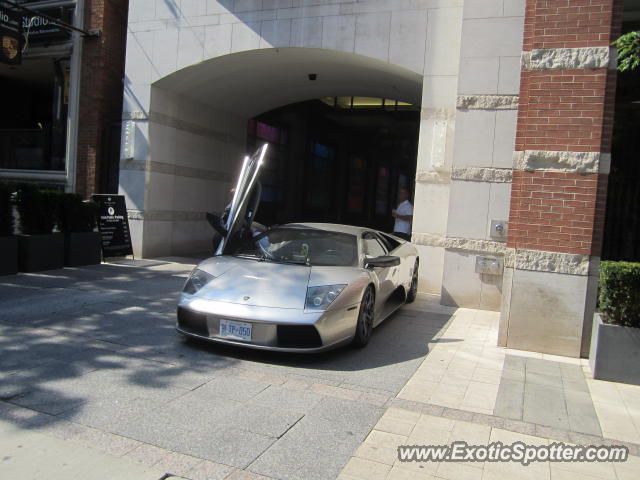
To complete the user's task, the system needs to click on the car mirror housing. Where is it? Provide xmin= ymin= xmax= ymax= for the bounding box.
xmin=364 ymin=255 xmax=401 ymax=269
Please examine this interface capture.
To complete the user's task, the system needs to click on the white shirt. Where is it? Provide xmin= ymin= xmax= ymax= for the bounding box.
xmin=394 ymin=200 xmax=413 ymax=234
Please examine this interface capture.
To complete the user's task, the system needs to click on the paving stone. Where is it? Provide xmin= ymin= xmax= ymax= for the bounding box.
xmin=525 ymin=371 xmax=564 ymax=388
xmin=220 ymin=403 xmax=304 ymax=438
xmin=502 ymin=418 xmax=537 ymax=436
xmin=385 ymin=397 xmax=427 ymax=414
xmin=503 ymin=355 xmax=526 ymax=371
xmin=493 ymin=379 xmax=524 ymax=420
xmin=472 ymin=413 xmax=505 ymax=428
xmin=193 ymin=376 xmax=269 ymax=402
xmin=564 ymin=390 xmax=602 ymax=436
xmin=525 ymin=357 xmax=561 ymax=376
xmin=124 ymin=443 xmax=169 ymax=467
xmin=559 ymin=363 xmax=586 ymax=381
xmin=154 ymin=451 xmax=204 ymax=477
xmin=249 ymin=433 xmax=353 ymax=480
xmin=523 ymin=383 xmax=569 ymax=430
xmin=226 ymin=470 xmax=274 ymax=480
xmin=249 ymin=385 xmax=325 ymax=412
xmin=70 ymin=427 xmax=142 ymax=456
xmin=281 ymin=414 xmax=371 ymax=449
xmin=312 ymin=396 xmax=384 ymax=429
xmin=562 ymin=378 xmax=590 ymax=393
xmin=187 ymin=460 xmax=236 ymax=480
xmin=535 ymin=424 xmax=571 ymax=442
xmin=441 ymin=407 xmax=475 ymax=422
xmin=183 ymin=426 xmax=276 ymax=469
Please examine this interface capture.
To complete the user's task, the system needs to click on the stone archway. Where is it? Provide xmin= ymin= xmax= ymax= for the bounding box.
xmin=123 ymin=47 xmax=423 ymax=258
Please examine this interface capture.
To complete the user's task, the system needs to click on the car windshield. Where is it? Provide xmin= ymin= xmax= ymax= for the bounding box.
xmin=229 ymin=228 xmax=358 ymax=267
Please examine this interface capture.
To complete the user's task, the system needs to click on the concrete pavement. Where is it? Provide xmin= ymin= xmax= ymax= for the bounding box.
xmin=1 ymin=258 xmax=640 ymax=480
xmin=0 ymin=257 xmax=451 ymax=479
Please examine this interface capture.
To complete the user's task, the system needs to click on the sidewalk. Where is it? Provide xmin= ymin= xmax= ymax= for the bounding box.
xmin=0 ymin=416 xmax=163 ymax=480
xmin=338 ymin=307 xmax=640 ymax=480
xmin=2 ymin=259 xmax=639 ymax=480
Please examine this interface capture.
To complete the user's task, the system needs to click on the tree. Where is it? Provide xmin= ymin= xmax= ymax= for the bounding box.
xmin=613 ymin=31 xmax=640 ymax=72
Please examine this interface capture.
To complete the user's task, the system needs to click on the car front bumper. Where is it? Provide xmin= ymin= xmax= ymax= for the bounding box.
xmin=176 ymin=297 xmax=360 ymax=352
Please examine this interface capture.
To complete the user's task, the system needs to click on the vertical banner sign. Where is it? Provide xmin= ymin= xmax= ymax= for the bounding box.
xmin=0 ymin=6 xmax=22 ymax=65
xmin=92 ymin=195 xmax=134 ymax=258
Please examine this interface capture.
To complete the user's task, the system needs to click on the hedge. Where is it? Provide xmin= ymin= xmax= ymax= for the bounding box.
xmin=57 ymin=193 xmax=97 ymax=233
xmin=0 ymin=182 xmax=14 ymax=236
xmin=14 ymin=184 xmax=60 ymax=235
xmin=599 ymin=261 xmax=640 ymax=328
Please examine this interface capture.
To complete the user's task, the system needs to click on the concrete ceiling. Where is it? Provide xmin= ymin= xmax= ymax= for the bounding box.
xmin=153 ymin=48 xmax=424 ymax=118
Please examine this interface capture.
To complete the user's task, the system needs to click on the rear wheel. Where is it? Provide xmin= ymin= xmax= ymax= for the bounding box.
xmin=406 ymin=260 xmax=419 ymax=303
xmin=352 ymin=287 xmax=375 ymax=348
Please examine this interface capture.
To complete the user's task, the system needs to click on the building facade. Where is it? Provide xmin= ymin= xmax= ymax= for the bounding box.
xmin=0 ymin=0 xmax=128 ymax=195
xmin=120 ymin=0 xmax=624 ymax=358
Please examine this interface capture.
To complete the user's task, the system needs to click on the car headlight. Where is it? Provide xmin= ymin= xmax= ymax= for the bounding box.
xmin=305 ymin=284 xmax=346 ymax=310
xmin=183 ymin=268 xmax=215 ymax=295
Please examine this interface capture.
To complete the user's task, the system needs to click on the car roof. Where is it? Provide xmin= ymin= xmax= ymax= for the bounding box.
xmin=279 ymin=223 xmax=372 ymax=236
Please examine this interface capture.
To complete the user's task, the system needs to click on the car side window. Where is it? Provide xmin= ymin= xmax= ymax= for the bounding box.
xmin=363 ymin=233 xmax=387 ymax=258
xmin=377 ymin=233 xmax=400 ymax=252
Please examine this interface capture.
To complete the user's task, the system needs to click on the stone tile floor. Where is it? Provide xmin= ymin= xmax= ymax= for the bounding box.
xmin=339 ymin=307 xmax=640 ymax=480
xmin=2 ymin=258 xmax=640 ymax=480
xmin=0 ymin=258 xmax=453 ymax=480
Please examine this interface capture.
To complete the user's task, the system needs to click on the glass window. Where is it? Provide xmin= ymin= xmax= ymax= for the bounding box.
xmin=231 ymin=228 xmax=358 ymax=267
xmin=0 ymin=57 xmax=69 ymax=171
xmin=363 ymin=233 xmax=386 ymax=258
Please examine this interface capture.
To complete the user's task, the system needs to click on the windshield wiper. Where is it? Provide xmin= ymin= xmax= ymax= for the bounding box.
xmin=270 ymin=257 xmax=310 ymax=266
xmin=232 ymin=252 xmax=267 ymax=261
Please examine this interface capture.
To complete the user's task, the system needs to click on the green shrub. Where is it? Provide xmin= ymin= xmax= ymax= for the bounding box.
xmin=599 ymin=261 xmax=640 ymax=328
xmin=0 ymin=182 xmax=15 ymax=236
xmin=58 ymin=193 xmax=97 ymax=233
xmin=14 ymin=184 xmax=60 ymax=235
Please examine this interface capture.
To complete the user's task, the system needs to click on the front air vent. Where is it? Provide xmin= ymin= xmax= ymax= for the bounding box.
xmin=177 ymin=307 xmax=208 ymax=337
xmin=277 ymin=325 xmax=322 ymax=348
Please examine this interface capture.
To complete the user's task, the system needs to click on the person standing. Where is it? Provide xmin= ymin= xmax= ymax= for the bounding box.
xmin=391 ymin=186 xmax=413 ymax=241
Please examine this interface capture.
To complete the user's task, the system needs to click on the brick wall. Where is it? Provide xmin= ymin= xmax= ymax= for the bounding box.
xmin=508 ymin=0 xmax=622 ymax=257
xmin=75 ymin=0 xmax=129 ymax=198
xmin=522 ymin=0 xmax=620 ymax=50
xmin=516 ymin=69 xmax=609 ymax=153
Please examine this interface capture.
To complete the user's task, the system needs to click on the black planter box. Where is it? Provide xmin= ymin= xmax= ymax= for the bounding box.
xmin=64 ymin=232 xmax=102 ymax=267
xmin=0 ymin=236 xmax=18 ymax=275
xmin=18 ymin=233 xmax=64 ymax=272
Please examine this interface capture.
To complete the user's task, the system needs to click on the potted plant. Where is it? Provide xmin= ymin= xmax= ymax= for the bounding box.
xmin=589 ymin=261 xmax=640 ymax=385
xmin=0 ymin=182 xmax=18 ymax=275
xmin=15 ymin=184 xmax=64 ymax=272
xmin=58 ymin=193 xmax=101 ymax=267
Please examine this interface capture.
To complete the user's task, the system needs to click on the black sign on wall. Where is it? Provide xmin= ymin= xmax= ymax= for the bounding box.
xmin=22 ymin=6 xmax=73 ymax=43
xmin=92 ymin=195 xmax=134 ymax=258
xmin=0 ymin=6 xmax=22 ymax=65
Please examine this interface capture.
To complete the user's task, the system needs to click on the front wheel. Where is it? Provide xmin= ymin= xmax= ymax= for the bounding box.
xmin=406 ymin=260 xmax=419 ymax=303
xmin=352 ymin=287 xmax=375 ymax=348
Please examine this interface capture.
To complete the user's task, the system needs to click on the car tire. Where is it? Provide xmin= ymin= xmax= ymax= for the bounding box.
xmin=352 ymin=286 xmax=375 ymax=348
xmin=406 ymin=259 xmax=419 ymax=303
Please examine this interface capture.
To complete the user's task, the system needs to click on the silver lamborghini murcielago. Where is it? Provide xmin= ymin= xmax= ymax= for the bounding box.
xmin=176 ymin=145 xmax=420 ymax=352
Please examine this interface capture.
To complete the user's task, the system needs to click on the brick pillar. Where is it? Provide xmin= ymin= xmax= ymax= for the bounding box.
xmin=75 ymin=0 xmax=128 ymax=198
xmin=499 ymin=0 xmax=622 ymax=357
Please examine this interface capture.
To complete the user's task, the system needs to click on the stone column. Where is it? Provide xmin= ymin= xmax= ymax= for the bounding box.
xmin=437 ymin=1 xmax=526 ymax=309
xmin=499 ymin=0 xmax=622 ymax=357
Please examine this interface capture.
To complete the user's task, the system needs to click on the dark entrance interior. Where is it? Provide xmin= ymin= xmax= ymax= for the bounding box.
xmin=602 ymin=10 xmax=640 ymax=262
xmin=247 ymin=97 xmax=419 ymax=234
xmin=0 ymin=57 xmax=69 ymax=171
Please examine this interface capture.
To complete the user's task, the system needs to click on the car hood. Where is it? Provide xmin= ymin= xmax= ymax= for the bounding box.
xmin=195 ymin=256 xmax=311 ymax=309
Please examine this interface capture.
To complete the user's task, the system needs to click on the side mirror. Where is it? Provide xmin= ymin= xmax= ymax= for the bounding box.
xmin=365 ymin=255 xmax=401 ymax=269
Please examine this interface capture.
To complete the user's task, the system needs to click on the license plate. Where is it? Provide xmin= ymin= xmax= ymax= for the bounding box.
xmin=219 ymin=319 xmax=252 ymax=341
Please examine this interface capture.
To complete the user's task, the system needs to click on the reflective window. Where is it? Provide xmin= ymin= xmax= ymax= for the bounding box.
xmin=363 ymin=233 xmax=386 ymax=258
